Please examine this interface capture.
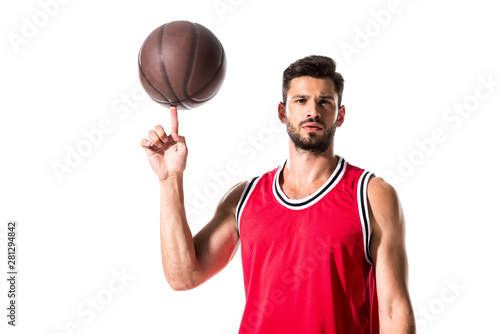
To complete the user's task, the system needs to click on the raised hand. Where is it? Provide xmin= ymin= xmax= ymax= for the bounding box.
xmin=140 ymin=106 xmax=188 ymax=181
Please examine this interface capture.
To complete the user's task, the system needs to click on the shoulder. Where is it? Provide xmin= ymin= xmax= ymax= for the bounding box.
xmin=219 ymin=164 xmax=281 ymax=213
xmin=367 ymin=177 xmax=405 ymax=232
xmin=367 ymin=176 xmax=399 ymax=201
xmin=217 ymin=181 xmax=249 ymax=216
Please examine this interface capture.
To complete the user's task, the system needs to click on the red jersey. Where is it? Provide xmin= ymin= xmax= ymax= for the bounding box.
xmin=236 ymin=156 xmax=378 ymax=333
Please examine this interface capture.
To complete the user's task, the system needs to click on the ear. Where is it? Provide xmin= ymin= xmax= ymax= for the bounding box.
xmin=278 ymin=102 xmax=287 ymax=124
xmin=336 ymin=105 xmax=346 ymax=127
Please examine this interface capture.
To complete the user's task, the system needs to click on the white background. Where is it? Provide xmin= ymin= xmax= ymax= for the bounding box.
xmin=1 ymin=0 xmax=499 ymax=333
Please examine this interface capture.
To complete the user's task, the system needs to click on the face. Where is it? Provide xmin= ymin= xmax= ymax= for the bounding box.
xmin=279 ymin=76 xmax=345 ymax=154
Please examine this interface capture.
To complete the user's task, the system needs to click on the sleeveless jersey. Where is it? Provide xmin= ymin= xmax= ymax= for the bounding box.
xmin=235 ymin=156 xmax=379 ymax=333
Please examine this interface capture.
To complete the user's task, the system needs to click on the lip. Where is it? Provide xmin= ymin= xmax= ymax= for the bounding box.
xmin=302 ymin=122 xmax=323 ymax=131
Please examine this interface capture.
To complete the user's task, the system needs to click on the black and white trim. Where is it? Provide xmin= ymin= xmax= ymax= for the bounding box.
xmin=357 ymin=170 xmax=374 ymax=265
xmin=235 ymin=176 xmax=260 ymax=234
xmin=272 ymin=156 xmax=347 ymax=210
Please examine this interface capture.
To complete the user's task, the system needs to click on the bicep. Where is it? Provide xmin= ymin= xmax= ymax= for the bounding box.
xmin=191 ymin=182 xmax=245 ymax=285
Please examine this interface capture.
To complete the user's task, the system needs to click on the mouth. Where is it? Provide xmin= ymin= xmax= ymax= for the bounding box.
xmin=302 ymin=122 xmax=323 ymax=132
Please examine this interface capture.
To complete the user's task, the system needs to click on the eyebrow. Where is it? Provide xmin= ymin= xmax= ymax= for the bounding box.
xmin=319 ymin=95 xmax=336 ymax=100
xmin=291 ymin=94 xmax=308 ymax=99
xmin=290 ymin=94 xmax=336 ymax=100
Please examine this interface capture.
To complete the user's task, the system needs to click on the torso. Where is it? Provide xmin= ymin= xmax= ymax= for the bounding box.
xmin=235 ymin=156 xmax=379 ymax=334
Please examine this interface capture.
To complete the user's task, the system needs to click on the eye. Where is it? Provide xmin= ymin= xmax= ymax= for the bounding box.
xmin=295 ymin=98 xmax=306 ymax=104
xmin=320 ymin=100 xmax=331 ymax=105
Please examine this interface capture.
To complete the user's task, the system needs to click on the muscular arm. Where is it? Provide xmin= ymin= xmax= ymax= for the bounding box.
xmin=141 ymin=106 xmax=244 ymax=291
xmin=160 ymin=178 xmax=244 ymax=291
xmin=368 ymin=177 xmax=416 ymax=333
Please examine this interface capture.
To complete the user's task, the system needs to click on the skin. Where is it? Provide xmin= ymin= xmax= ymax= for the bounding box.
xmin=141 ymin=76 xmax=415 ymax=333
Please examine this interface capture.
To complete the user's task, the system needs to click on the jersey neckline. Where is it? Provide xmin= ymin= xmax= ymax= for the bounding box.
xmin=272 ymin=156 xmax=347 ymax=210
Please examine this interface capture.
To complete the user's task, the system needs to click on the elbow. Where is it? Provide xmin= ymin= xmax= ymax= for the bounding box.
xmin=164 ymin=271 xmax=198 ymax=291
xmin=380 ymin=302 xmax=416 ymax=333
xmin=167 ymin=279 xmax=195 ymax=291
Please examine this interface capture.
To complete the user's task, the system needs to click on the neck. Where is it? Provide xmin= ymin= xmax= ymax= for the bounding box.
xmin=283 ymin=141 xmax=338 ymax=185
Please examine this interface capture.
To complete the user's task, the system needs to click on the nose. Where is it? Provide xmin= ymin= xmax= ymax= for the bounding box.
xmin=307 ymin=101 xmax=321 ymax=119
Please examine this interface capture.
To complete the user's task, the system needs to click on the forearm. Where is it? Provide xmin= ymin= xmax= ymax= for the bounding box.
xmin=159 ymin=174 xmax=198 ymax=290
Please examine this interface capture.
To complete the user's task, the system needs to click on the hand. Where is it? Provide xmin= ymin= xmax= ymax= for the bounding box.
xmin=140 ymin=106 xmax=187 ymax=181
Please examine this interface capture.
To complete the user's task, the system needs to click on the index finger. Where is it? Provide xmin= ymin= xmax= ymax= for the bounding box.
xmin=170 ymin=105 xmax=179 ymax=135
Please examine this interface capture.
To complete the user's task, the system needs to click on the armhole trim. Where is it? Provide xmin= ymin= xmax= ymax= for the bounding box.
xmin=235 ymin=176 xmax=260 ymax=235
xmin=358 ymin=170 xmax=374 ymax=265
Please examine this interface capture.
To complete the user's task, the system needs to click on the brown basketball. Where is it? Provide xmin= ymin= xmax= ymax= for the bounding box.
xmin=138 ymin=21 xmax=227 ymax=110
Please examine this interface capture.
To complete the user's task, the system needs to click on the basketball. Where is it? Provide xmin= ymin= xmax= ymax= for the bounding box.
xmin=138 ymin=21 xmax=227 ymax=110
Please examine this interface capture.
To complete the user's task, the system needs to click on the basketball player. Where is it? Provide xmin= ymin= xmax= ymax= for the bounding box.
xmin=141 ymin=56 xmax=416 ymax=333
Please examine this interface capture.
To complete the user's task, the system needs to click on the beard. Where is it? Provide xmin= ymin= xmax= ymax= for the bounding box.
xmin=286 ymin=117 xmax=337 ymax=155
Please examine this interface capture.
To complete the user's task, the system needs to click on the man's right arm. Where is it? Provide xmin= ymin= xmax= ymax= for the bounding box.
xmin=141 ymin=106 xmax=244 ymax=291
xmin=159 ymin=175 xmax=244 ymax=291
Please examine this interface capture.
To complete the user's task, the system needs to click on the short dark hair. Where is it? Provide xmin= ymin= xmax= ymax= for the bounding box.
xmin=282 ymin=55 xmax=344 ymax=108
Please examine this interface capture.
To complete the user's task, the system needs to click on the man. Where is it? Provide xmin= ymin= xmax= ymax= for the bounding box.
xmin=140 ymin=55 xmax=416 ymax=333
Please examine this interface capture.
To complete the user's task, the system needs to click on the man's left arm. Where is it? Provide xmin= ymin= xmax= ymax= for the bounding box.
xmin=368 ymin=177 xmax=416 ymax=334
